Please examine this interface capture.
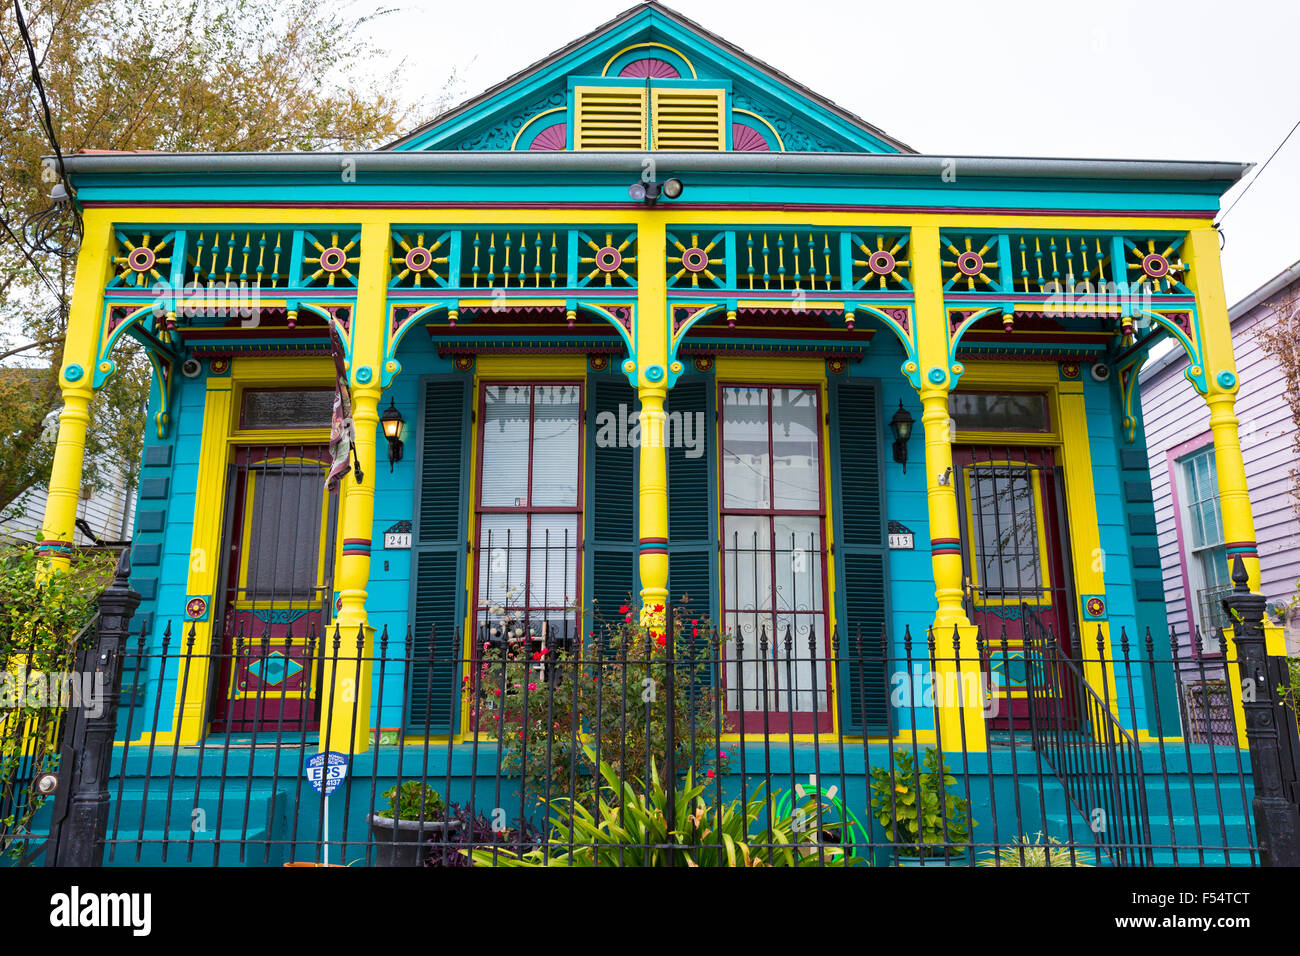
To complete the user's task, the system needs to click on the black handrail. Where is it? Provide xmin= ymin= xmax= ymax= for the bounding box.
xmin=1022 ymin=602 xmax=1152 ymax=865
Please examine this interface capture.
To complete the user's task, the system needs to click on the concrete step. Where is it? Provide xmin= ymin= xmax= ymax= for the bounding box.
xmin=102 ymin=828 xmax=286 ymax=867
xmin=104 ymin=789 xmax=287 ymax=867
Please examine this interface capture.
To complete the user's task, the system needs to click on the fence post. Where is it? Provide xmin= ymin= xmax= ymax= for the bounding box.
xmin=1223 ymin=554 xmax=1300 ymax=866
xmin=47 ymin=549 xmax=140 ymax=866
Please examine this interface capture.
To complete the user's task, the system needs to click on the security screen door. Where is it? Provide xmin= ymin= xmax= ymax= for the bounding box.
xmin=954 ymin=445 xmax=1075 ymax=728
xmin=211 ymin=444 xmax=336 ymax=733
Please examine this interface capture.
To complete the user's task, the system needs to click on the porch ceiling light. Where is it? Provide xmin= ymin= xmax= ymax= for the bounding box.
xmin=381 ymin=398 xmax=405 ymax=471
xmin=889 ymin=400 xmax=914 ymax=473
xmin=628 ymin=178 xmax=684 ymax=203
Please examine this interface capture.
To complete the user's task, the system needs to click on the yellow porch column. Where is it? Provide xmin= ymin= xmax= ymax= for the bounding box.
xmin=1183 ymin=227 xmax=1262 ymax=594
xmin=1183 ymin=227 xmax=1280 ymax=729
xmin=39 ymin=214 xmax=115 ymax=570
xmin=634 ymin=216 xmax=670 ymax=617
xmin=911 ymin=225 xmax=987 ymax=751
xmin=317 ymin=220 xmax=388 ymax=753
xmin=637 ymin=383 xmax=670 ymax=611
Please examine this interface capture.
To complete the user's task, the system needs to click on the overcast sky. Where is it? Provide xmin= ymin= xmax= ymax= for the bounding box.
xmin=379 ymin=0 xmax=1299 ymax=303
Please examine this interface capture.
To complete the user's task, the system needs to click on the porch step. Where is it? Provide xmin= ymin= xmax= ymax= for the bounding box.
xmin=102 ymin=830 xmax=286 ymax=867
xmin=1012 ymin=771 xmax=1256 ymax=867
xmin=104 ymin=789 xmax=289 ymax=867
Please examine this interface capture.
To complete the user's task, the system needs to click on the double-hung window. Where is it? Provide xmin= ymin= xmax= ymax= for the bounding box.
xmin=475 ymin=383 xmax=583 ymax=645
xmin=1178 ymin=446 xmax=1230 ymax=652
xmin=720 ymin=385 xmax=831 ymax=731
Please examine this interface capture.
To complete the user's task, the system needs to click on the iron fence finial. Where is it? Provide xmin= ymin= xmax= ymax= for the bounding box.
xmin=112 ymin=546 xmax=132 ymax=585
xmin=1231 ymin=553 xmax=1250 ymax=591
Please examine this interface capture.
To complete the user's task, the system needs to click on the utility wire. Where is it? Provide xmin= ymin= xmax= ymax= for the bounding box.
xmin=8 ymin=0 xmax=82 ymax=328
xmin=1217 ymin=117 xmax=1300 ymax=226
xmin=13 ymin=0 xmax=71 ymax=194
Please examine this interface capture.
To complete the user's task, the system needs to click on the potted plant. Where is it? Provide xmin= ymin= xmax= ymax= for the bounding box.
xmin=869 ymin=748 xmax=972 ymax=865
xmin=368 ymin=781 xmax=453 ymax=867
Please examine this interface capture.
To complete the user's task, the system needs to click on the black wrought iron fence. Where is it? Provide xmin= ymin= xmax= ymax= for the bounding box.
xmin=26 ymin=616 xmax=1279 ymax=866
xmin=0 ymin=613 xmax=98 ymax=864
xmin=18 ymin=550 xmax=1300 ymax=868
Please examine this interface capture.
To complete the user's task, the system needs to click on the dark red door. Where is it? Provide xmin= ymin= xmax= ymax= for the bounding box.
xmin=210 ymin=445 xmax=336 ymax=733
xmin=953 ymin=445 xmax=1075 ymax=728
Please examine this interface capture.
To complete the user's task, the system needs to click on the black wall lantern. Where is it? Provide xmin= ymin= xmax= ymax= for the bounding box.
xmin=381 ymin=398 xmax=405 ymax=471
xmin=889 ymin=400 xmax=914 ymax=473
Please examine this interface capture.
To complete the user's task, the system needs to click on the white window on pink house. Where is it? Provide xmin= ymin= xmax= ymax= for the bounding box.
xmin=1177 ymin=446 xmax=1230 ymax=653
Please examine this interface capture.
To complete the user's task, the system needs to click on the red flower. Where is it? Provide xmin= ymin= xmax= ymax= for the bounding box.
xmin=692 ymin=628 xmax=699 ymax=637
xmin=656 ymin=635 xmax=667 ymax=649
xmin=624 ymin=613 xmax=633 ymax=623
xmin=706 ymin=769 xmax=715 ymax=779
xmin=653 ymin=604 xmax=664 ymax=613
xmin=619 ymin=605 xmax=630 ymax=614
xmin=493 ymin=688 xmax=501 ymax=697
xmin=532 ymin=652 xmax=542 ymax=661
xmin=691 ymin=619 xmax=698 ymax=625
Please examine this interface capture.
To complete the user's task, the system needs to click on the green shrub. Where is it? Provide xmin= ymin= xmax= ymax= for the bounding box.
xmin=468 ymin=750 xmax=864 ymax=867
xmin=0 ymin=543 xmax=114 ymax=858
xmin=869 ymin=747 xmax=972 ymax=857
xmin=379 ymin=781 xmax=445 ymax=821
xmin=978 ymin=832 xmax=1091 ymax=867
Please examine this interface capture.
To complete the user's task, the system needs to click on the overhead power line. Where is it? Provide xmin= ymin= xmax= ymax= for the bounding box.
xmin=1217 ymin=117 xmax=1300 ymax=227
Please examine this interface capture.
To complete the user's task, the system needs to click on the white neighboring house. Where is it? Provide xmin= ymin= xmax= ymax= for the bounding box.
xmin=1 ymin=408 xmax=136 ymax=548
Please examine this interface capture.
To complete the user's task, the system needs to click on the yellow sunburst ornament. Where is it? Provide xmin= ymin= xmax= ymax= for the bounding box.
xmin=854 ymin=234 xmax=911 ymax=290
xmin=580 ymin=232 xmax=637 ymax=286
xmin=1127 ymin=239 xmax=1188 ymax=293
xmin=304 ymin=232 xmax=360 ymax=287
xmin=113 ymin=233 xmax=170 ymax=287
xmin=668 ymin=232 xmax=726 ymax=287
xmin=941 ymin=235 xmax=999 ymax=291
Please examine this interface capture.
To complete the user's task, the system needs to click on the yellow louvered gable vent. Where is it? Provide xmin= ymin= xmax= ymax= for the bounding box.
xmin=574 ymin=87 xmax=648 ymax=150
xmin=651 ymin=88 xmax=725 ymax=151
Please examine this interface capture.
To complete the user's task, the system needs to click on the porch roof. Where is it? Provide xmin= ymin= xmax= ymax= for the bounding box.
xmin=58 ymin=149 xmax=1248 ymax=186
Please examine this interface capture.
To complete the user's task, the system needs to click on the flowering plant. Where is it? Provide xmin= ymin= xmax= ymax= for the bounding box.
xmin=467 ymin=597 xmax=729 ymax=809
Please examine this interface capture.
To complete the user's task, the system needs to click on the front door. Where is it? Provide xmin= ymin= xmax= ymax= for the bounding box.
xmin=210 ymin=445 xmax=337 ymax=733
xmin=953 ymin=445 xmax=1075 ymax=728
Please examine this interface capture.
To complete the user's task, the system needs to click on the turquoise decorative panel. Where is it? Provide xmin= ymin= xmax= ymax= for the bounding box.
xmin=136 ymin=510 xmax=166 ymax=533
xmin=143 ymin=444 xmax=173 ymax=467
xmin=140 ymin=477 xmax=170 ymax=499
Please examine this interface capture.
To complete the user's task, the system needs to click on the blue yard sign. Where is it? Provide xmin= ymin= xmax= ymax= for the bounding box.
xmin=304 ymin=751 xmax=349 ymax=795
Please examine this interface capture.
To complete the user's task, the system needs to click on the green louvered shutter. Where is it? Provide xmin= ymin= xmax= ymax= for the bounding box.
xmin=666 ymin=378 xmax=716 ymax=669
xmin=409 ymin=378 xmax=470 ymax=732
xmin=829 ymin=380 xmax=890 ymax=734
xmin=587 ymin=378 xmax=638 ymax=642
